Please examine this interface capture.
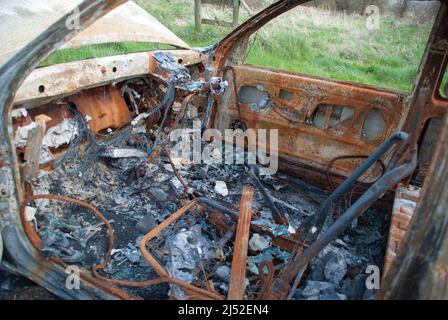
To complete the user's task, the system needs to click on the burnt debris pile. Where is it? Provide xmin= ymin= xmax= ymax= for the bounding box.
xmin=25 ymin=132 xmax=388 ymax=299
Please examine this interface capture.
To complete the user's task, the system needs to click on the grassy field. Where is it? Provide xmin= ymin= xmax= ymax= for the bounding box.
xmin=41 ymin=0 xmax=446 ymax=93
xmin=42 ymin=42 xmax=173 ymax=66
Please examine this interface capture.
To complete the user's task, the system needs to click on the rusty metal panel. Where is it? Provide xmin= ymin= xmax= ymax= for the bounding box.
xmin=70 ymin=85 xmax=133 ymax=134
xmin=13 ymin=52 xmax=151 ymax=106
xmin=217 ymin=64 xmax=405 ymax=181
xmin=0 ymin=1 xmax=190 ymax=66
xmin=228 ymin=185 xmax=253 ymax=300
xmin=13 ymin=50 xmax=204 ymax=106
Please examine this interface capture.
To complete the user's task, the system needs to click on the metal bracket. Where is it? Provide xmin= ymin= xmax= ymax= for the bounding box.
xmin=430 ymin=39 xmax=448 ymax=55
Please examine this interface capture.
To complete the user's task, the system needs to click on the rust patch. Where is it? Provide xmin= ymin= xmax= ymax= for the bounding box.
xmin=228 ymin=185 xmax=253 ymax=300
xmin=70 ymin=85 xmax=133 ymax=134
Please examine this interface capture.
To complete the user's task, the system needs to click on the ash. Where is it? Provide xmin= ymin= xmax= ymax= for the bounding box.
xmin=26 ymin=131 xmax=389 ymax=300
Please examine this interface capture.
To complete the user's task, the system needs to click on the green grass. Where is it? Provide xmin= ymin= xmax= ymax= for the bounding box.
xmin=41 ymin=0 xmax=441 ymax=93
xmin=41 ymin=42 xmax=174 ymax=67
xmin=242 ymin=8 xmax=434 ymax=92
xmin=441 ymin=68 xmax=448 ymax=98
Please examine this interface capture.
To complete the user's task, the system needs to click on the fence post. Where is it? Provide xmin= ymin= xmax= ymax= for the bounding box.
xmin=195 ymin=0 xmax=202 ymax=33
xmin=233 ymin=0 xmax=240 ymax=28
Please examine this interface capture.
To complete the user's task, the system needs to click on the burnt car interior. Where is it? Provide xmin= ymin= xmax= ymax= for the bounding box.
xmin=0 ymin=0 xmax=448 ymax=300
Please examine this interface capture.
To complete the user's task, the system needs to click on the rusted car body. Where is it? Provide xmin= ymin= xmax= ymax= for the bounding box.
xmin=0 ymin=0 xmax=447 ymax=300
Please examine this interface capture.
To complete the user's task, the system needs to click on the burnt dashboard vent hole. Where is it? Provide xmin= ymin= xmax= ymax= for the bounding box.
xmin=238 ymin=85 xmax=270 ymax=111
xmin=362 ymin=108 xmax=386 ymax=142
